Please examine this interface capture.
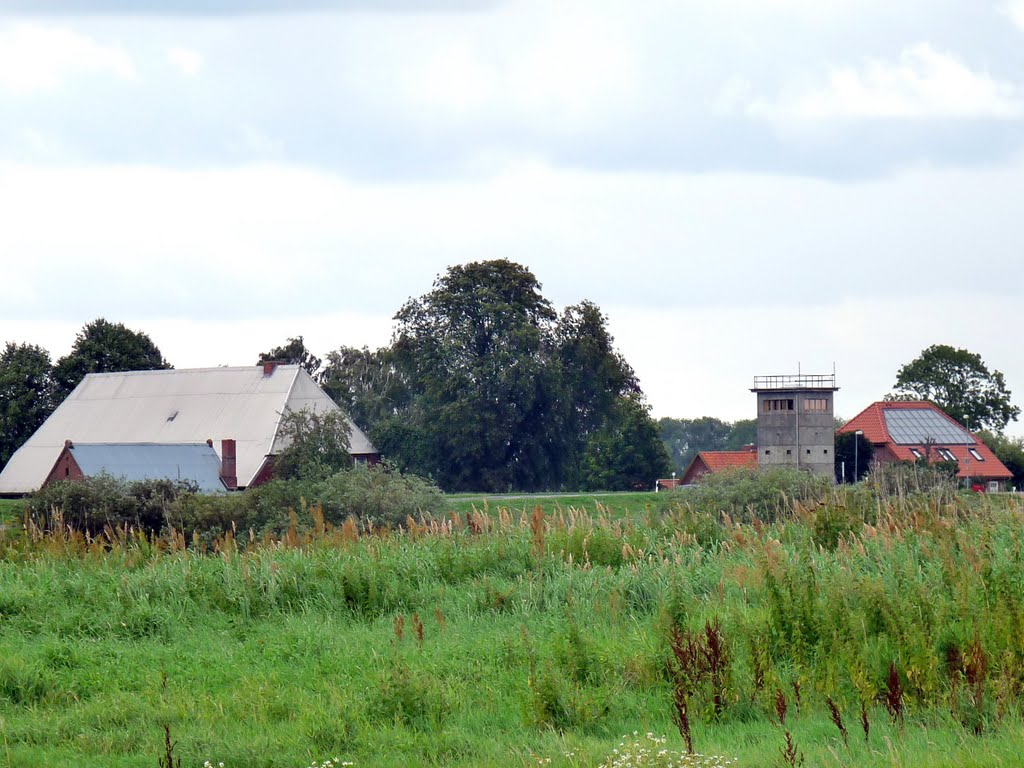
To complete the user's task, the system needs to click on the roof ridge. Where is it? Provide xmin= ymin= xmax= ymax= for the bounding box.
xmin=83 ymin=364 xmax=301 ymax=379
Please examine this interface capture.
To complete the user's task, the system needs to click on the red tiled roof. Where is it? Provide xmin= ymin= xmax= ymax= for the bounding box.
xmin=679 ymin=446 xmax=758 ymax=485
xmin=837 ymin=400 xmax=1011 ymax=480
xmin=700 ymin=450 xmax=760 ymax=472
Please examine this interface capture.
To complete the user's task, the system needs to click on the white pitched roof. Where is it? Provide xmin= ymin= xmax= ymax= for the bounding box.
xmin=0 ymin=365 xmax=377 ymax=494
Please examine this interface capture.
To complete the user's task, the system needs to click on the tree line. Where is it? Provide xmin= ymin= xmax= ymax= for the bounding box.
xmin=1 ymin=261 xmax=671 ymax=492
xmin=4 ymin=268 xmax=1021 ymax=492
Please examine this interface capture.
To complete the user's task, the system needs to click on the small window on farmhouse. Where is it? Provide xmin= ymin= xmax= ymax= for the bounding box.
xmin=910 ymin=448 xmax=922 ymax=459
xmin=969 ymin=448 xmax=984 ymax=462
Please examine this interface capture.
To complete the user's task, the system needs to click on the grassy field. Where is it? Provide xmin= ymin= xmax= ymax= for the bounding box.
xmin=0 ymin=497 xmax=24 ymax=525
xmin=2 ymin=489 xmax=1024 ymax=767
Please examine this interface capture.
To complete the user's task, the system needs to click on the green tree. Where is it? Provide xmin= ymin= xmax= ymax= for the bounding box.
xmin=258 ymin=336 xmax=322 ymax=377
xmin=725 ymin=419 xmax=758 ymax=450
xmin=0 ymin=342 xmax=57 ymax=469
xmin=580 ymin=395 xmax=671 ymax=491
xmin=555 ymin=300 xmax=640 ymax=485
xmin=392 ymin=259 xmax=561 ymax=492
xmin=273 ymin=408 xmax=353 ymax=482
xmin=977 ymin=429 xmax=1024 ymax=490
xmin=834 ymin=431 xmax=873 ymax=483
xmin=53 ymin=318 xmax=171 ymax=396
xmin=319 ymin=345 xmax=410 ymax=434
xmin=890 ymin=344 xmax=1020 ymax=432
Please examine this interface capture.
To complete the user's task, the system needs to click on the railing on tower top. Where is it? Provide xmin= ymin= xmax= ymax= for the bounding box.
xmin=752 ymin=374 xmax=837 ymax=390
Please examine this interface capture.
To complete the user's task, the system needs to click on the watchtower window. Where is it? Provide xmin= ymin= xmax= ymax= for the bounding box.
xmin=763 ymin=399 xmax=794 ymax=412
xmin=804 ymin=398 xmax=829 ymax=413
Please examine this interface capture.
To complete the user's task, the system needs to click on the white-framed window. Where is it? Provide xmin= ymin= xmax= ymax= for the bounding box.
xmin=969 ymin=448 xmax=984 ymax=462
xmin=910 ymin=448 xmax=922 ymax=459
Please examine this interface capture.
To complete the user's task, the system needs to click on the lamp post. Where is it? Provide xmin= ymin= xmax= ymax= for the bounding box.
xmin=854 ymin=430 xmax=864 ymax=483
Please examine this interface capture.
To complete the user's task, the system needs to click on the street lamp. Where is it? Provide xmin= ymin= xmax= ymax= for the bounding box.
xmin=853 ymin=430 xmax=864 ymax=483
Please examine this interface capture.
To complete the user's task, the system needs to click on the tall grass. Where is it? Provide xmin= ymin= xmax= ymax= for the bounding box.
xmin=1 ymin=487 xmax=1023 ymax=766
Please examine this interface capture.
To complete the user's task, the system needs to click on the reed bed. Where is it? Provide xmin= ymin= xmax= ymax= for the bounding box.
xmin=1 ymin=489 xmax=1023 ymax=766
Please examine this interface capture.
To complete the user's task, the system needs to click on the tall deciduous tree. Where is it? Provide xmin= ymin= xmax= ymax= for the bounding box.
xmin=0 ymin=342 xmax=57 ymax=469
xmin=890 ymin=344 xmax=1019 ymax=432
xmin=53 ymin=318 xmax=171 ymax=396
xmin=580 ymin=394 xmax=671 ymax=490
xmin=392 ymin=260 xmax=561 ymax=491
xmin=258 ymin=336 xmax=322 ymax=378
xmin=319 ymin=345 xmax=410 ymax=434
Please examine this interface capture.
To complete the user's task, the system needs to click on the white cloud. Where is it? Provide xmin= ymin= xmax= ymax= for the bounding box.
xmin=1007 ymin=0 xmax=1024 ymax=31
xmin=740 ymin=43 xmax=1023 ymax=121
xmin=0 ymin=23 xmax=137 ymax=93
xmin=364 ymin=3 xmax=641 ymax=131
xmin=167 ymin=46 xmax=204 ymax=77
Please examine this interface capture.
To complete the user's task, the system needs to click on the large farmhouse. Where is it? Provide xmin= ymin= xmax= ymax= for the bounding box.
xmin=837 ymin=400 xmax=1011 ymax=491
xmin=0 ymin=362 xmax=378 ymax=495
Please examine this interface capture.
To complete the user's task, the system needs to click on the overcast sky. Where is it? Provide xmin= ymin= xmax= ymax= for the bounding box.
xmin=1 ymin=0 xmax=1022 ymax=428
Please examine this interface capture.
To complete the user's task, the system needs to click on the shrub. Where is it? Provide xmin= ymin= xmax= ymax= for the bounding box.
xmin=673 ymin=467 xmax=832 ymax=523
xmin=313 ymin=462 xmax=444 ymax=528
xmin=165 ymin=491 xmax=258 ymax=544
xmin=27 ymin=474 xmax=196 ymax=534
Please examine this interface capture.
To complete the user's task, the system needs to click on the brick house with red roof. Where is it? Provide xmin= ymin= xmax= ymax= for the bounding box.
xmin=680 ymin=445 xmax=759 ymax=485
xmin=837 ymin=400 xmax=1012 ymax=491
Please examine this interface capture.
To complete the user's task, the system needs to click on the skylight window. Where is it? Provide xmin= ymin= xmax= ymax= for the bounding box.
xmin=969 ymin=448 xmax=984 ymax=462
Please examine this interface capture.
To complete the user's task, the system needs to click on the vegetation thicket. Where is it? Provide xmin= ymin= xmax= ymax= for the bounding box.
xmin=4 ymin=468 xmax=1024 ymax=767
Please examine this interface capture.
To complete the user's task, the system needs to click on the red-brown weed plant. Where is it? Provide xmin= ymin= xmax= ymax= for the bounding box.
xmin=703 ymin=618 xmax=729 ymax=718
xmin=826 ymin=696 xmax=849 ymax=746
xmin=774 ymin=687 xmax=788 ymax=726
xmin=393 ymin=614 xmax=405 ymax=643
xmin=412 ymin=612 xmax=425 ymax=647
xmin=860 ymin=699 xmax=870 ymax=743
xmin=965 ymin=635 xmax=989 ymax=733
xmin=667 ymin=623 xmax=700 ymax=753
xmin=885 ymin=662 xmax=905 ymax=726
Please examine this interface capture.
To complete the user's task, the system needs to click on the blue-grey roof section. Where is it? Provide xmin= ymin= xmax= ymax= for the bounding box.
xmin=883 ymin=408 xmax=975 ymax=446
xmin=70 ymin=443 xmax=227 ymax=493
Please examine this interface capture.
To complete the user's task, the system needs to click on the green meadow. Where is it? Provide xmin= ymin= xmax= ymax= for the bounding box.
xmin=2 ymin=489 xmax=1024 ymax=767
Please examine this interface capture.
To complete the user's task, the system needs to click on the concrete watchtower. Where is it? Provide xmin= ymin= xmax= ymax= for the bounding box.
xmin=751 ymin=372 xmax=838 ymax=476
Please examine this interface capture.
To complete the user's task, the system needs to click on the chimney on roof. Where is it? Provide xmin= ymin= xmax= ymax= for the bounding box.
xmin=220 ymin=439 xmax=237 ymax=490
xmin=64 ymin=439 xmax=73 ymax=449
xmin=262 ymin=361 xmax=278 ymax=376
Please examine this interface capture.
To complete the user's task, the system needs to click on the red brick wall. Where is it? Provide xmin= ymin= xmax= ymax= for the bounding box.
xmin=42 ymin=447 xmax=84 ymax=487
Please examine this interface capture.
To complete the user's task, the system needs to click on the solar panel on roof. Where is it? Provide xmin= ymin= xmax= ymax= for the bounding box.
xmin=883 ymin=408 xmax=974 ymax=445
